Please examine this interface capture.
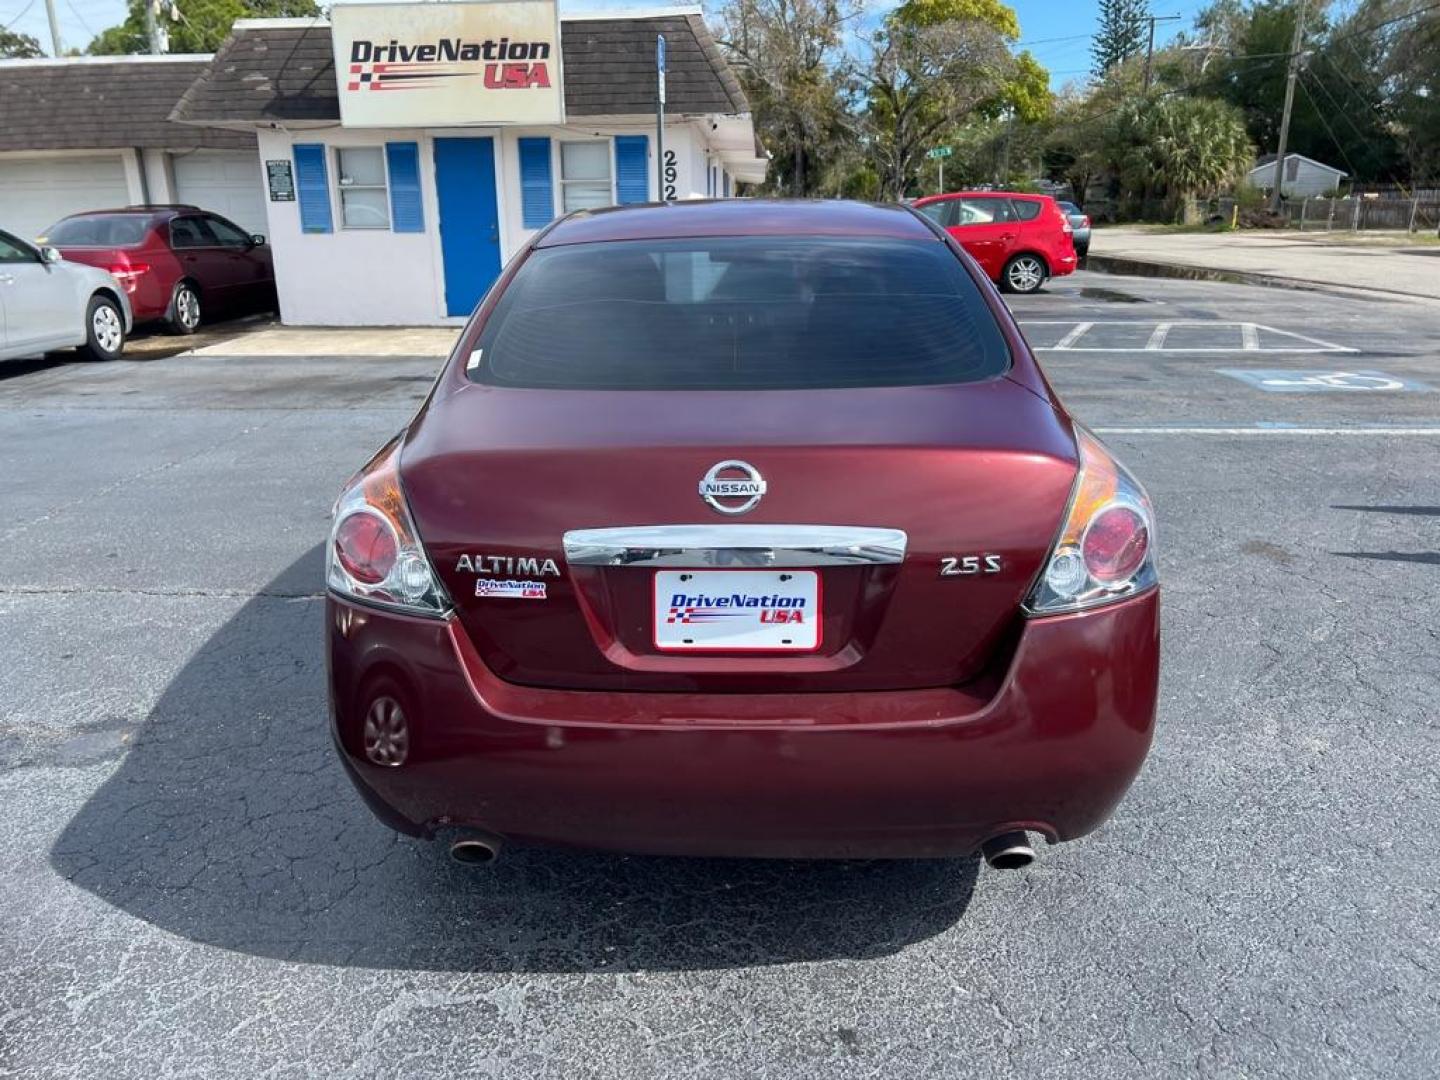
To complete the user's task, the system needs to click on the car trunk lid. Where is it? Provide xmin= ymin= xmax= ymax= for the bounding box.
xmin=400 ymin=376 xmax=1077 ymax=693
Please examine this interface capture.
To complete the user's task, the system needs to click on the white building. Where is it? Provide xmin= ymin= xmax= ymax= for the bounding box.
xmin=0 ymin=55 xmax=266 ymax=239
xmin=1245 ymin=153 xmax=1347 ymax=199
xmin=166 ymin=5 xmax=766 ymax=326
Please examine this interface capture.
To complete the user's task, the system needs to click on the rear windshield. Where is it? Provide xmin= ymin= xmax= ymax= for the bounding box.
xmin=469 ymin=236 xmax=1009 ymax=390
xmin=42 ymin=214 xmax=150 ymax=247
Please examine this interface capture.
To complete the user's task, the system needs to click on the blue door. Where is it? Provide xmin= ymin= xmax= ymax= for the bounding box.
xmin=434 ymin=137 xmax=502 ymax=317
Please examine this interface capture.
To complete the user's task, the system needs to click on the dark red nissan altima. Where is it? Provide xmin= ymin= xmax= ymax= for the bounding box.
xmin=326 ymin=200 xmax=1159 ymax=870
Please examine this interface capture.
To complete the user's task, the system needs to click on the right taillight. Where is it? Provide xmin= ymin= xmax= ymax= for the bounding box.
xmin=106 ymin=262 xmax=150 ymax=294
xmin=1025 ymin=427 xmax=1157 ymax=615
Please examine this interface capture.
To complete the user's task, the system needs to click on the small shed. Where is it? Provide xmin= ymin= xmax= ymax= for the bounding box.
xmin=1246 ymin=153 xmax=1347 ymax=199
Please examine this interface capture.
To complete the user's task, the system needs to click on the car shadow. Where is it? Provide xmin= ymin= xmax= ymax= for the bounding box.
xmin=50 ymin=545 xmax=978 ymax=973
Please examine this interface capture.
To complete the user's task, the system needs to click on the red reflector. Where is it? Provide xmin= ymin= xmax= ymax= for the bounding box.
xmin=1082 ymin=505 xmax=1149 ymax=584
xmin=334 ymin=512 xmax=398 ymax=585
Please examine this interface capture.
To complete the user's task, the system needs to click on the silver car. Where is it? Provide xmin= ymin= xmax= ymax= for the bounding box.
xmin=0 ymin=228 xmax=132 ymax=362
xmin=1056 ymin=201 xmax=1091 ymax=259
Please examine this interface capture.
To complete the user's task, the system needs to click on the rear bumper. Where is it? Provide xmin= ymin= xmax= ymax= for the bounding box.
xmin=327 ymin=590 xmax=1159 ymax=858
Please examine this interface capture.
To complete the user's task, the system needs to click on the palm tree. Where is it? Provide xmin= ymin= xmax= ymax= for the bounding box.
xmin=1112 ymin=94 xmax=1252 ymax=218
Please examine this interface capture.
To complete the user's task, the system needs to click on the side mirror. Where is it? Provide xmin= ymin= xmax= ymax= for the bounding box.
xmin=250 ymin=234 xmax=266 ymax=247
xmin=39 ymin=245 xmax=62 ymax=264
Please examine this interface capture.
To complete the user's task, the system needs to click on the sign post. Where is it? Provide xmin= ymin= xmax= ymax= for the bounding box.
xmin=656 ymin=33 xmax=667 ymax=202
xmin=926 ymin=145 xmax=952 ymax=194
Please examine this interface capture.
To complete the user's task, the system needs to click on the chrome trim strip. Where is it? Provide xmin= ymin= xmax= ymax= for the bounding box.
xmin=563 ymin=525 xmax=909 ymax=568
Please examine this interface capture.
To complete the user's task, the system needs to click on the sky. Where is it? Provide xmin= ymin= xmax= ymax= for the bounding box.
xmin=1008 ymin=0 xmax=1213 ymax=88
xmin=5 ymin=0 xmax=1210 ymax=83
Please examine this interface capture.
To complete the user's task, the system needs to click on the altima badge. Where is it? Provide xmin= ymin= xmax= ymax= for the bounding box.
xmin=699 ymin=460 xmax=766 ymax=515
xmin=456 ymin=554 xmax=561 ymax=576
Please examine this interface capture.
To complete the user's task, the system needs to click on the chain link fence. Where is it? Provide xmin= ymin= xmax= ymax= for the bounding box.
xmin=1283 ymin=193 xmax=1440 ymax=233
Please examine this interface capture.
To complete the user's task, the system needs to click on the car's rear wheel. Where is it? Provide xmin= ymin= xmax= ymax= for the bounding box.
xmin=167 ymin=282 xmax=202 ymax=334
xmin=1001 ymin=254 xmax=1047 ymax=294
xmin=76 ymin=294 xmax=125 ymax=361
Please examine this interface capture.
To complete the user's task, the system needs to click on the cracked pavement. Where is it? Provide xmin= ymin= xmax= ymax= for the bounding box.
xmin=1 ymin=272 xmax=1437 ymax=1078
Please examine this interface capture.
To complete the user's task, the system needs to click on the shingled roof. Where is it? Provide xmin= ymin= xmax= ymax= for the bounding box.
xmin=170 ymin=13 xmax=748 ymax=126
xmin=0 ymin=57 xmax=255 ymax=152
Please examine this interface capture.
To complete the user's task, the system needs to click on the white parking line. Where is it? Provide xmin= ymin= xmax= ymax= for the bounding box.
xmin=1054 ymin=322 xmax=1093 ymax=349
xmin=1095 ymin=427 xmax=1440 ymax=435
xmin=1020 ymin=320 xmax=1358 ymax=354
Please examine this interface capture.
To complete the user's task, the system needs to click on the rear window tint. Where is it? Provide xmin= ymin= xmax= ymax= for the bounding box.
xmin=42 ymin=215 xmax=150 ymax=247
xmin=1011 ymin=199 xmax=1043 ymax=221
xmin=470 ymin=237 xmax=1009 ymax=390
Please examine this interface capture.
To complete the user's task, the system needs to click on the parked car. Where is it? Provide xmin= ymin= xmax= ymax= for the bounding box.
xmin=37 ymin=206 xmax=276 ymax=334
xmin=1057 ymin=200 xmax=1092 ymax=258
xmin=912 ymin=191 xmax=1077 ymax=293
xmin=0 ymin=227 xmax=131 ymax=362
xmin=325 ymin=200 xmax=1159 ymax=871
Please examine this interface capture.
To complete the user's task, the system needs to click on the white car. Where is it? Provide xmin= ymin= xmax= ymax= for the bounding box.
xmin=0 ymin=227 xmax=132 ymax=362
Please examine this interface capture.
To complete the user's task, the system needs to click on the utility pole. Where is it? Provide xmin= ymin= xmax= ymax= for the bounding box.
xmin=42 ymin=0 xmax=62 ymax=55
xmin=144 ymin=0 xmax=164 ymax=54
xmin=1143 ymin=14 xmax=1183 ymax=92
xmin=655 ymin=33 xmax=666 ymax=201
xmin=1270 ymin=0 xmax=1307 ymax=213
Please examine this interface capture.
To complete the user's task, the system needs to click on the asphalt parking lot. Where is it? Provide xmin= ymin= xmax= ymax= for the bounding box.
xmin=2 ymin=270 xmax=1437 ymax=1079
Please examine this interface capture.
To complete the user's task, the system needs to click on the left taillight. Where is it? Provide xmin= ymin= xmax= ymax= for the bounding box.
xmin=106 ymin=262 xmax=150 ymax=293
xmin=327 ymin=437 xmax=451 ymax=617
xmin=1025 ymin=427 xmax=1157 ymax=616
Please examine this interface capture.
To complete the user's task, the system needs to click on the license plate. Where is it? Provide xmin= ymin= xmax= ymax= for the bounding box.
xmin=653 ymin=570 xmax=821 ymax=652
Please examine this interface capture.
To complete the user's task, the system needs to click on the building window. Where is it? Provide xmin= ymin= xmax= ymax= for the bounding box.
xmin=559 ymin=141 xmax=612 ymax=212
xmin=335 ymin=147 xmax=390 ymax=229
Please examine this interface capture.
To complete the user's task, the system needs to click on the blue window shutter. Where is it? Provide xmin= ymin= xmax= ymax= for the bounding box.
xmin=614 ymin=135 xmax=649 ymax=204
xmin=386 ymin=142 xmax=424 ymax=233
xmin=293 ymin=144 xmax=332 ymax=234
xmin=518 ymin=137 xmax=554 ymax=228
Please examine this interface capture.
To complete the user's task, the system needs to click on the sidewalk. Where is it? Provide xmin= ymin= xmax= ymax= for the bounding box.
xmin=188 ymin=325 xmax=461 ymax=357
xmin=1090 ymin=227 xmax=1440 ymax=302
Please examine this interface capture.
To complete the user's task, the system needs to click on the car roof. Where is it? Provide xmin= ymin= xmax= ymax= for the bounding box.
xmin=59 ymin=206 xmax=198 ymax=220
xmin=916 ymin=191 xmax=1051 ymax=203
xmin=536 ymin=199 xmax=938 ymax=248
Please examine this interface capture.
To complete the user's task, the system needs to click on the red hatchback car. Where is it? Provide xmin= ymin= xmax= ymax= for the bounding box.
xmin=326 ymin=200 xmax=1158 ymax=871
xmin=39 ymin=206 xmax=276 ymax=333
xmin=912 ymin=191 xmax=1077 ymax=294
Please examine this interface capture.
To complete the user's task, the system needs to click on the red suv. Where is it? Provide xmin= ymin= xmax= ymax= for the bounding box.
xmin=38 ymin=206 xmax=276 ymax=333
xmin=911 ymin=192 xmax=1076 ymax=293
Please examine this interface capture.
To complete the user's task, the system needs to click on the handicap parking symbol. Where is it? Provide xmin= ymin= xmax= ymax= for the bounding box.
xmin=1219 ymin=369 xmax=1430 ymax=393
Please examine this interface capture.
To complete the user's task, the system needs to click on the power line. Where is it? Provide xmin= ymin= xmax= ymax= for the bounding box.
xmin=1017 ymin=32 xmax=1095 ymax=47
xmin=1326 ymin=0 xmax=1440 ymax=46
xmin=2 ymin=0 xmax=36 ymax=29
xmin=1296 ymin=72 xmax=1361 ymax=180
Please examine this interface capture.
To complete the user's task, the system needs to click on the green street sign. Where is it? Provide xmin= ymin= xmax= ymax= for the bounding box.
xmin=927 ymin=146 xmax=953 ymax=159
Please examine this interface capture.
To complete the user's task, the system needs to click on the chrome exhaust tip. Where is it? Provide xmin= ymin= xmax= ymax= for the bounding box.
xmin=982 ymin=831 xmax=1035 ymax=870
xmin=448 ymin=838 xmax=499 ymax=866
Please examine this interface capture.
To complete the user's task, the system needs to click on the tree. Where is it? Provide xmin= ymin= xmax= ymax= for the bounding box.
xmin=1339 ymin=0 xmax=1440 ymax=184
xmin=712 ymin=0 xmax=854 ymax=196
xmin=1194 ymin=0 xmax=1404 ymax=184
xmin=0 ymin=27 xmax=44 ymax=57
xmin=1092 ymin=0 xmax=1149 ymax=77
xmin=1109 ymin=93 xmax=1253 ymax=216
xmin=88 ymin=0 xmax=319 ymax=55
xmin=849 ymin=0 xmax=1038 ymax=199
